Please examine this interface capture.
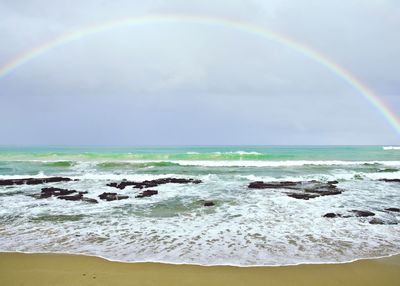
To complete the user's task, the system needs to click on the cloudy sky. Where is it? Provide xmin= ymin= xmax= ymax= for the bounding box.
xmin=0 ymin=0 xmax=399 ymax=145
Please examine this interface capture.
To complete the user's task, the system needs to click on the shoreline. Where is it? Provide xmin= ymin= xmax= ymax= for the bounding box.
xmin=1 ymin=252 xmax=400 ymax=286
xmin=2 ymin=249 xmax=400 ymax=267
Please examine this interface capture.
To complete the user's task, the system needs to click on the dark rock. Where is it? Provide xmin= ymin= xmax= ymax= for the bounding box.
xmin=379 ymin=179 xmax=400 ymax=183
xmin=203 ymin=201 xmax=215 ymax=207
xmin=249 ymin=180 xmax=344 ymax=200
xmin=385 ymin=208 xmax=400 ymax=213
xmin=369 ymin=218 xmax=385 ymax=225
xmin=248 ymin=181 xmax=300 ymax=189
xmin=82 ymin=197 xmax=98 ymax=204
xmin=108 ymin=178 xmax=202 ymax=190
xmin=135 ymin=190 xmax=158 ymax=198
xmin=304 ymin=189 xmax=342 ymax=196
xmin=41 ymin=187 xmax=77 ymax=197
xmin=323 ymin=213 xmax=341 ymax=218
xmin=0 ymin=177 xmax=72 ymax=186
xmin=287 ymin=193 xmax=319 ymax=200
xmin=30 ymin=187 xmax=77 ymax=199
xmin=52 ymin=192 xmax=98 ymax=203
xmin=106 ymin=182 xmax=119 ymax=188
xmin=29 ymin=193 xmax=50 ymax=199
xmin=99 ymin=192 xmax=116 ymax=200
xmin=351 ymin=210 xmax=375 ymax=217
xmin=99 ymin=192 xmax=129 ymax=201
xmin=58 ymin=194 xmax=83 ymax=201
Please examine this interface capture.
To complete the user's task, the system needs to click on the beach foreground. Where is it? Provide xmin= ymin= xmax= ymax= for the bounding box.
xmin=1 ymin=253 xmax=400 ymax=286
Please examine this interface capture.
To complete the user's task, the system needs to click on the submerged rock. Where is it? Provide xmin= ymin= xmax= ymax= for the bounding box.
xmin=135 ymin=190 xmax=158 ymax=198
xmin=203 ymin=201 xmax=215 ymax=207
xmin=385 ymin=208 xmax=400 ymax=213
xmin=81 ymin=197 xmax=98 ymax=204
xmin=369 ymin=218 xmax=398 ymax=225
xmin=379 ymin=179 xmax=400 ymax=183
xmin=323 ymin=213 xmax=341 ymax=218
xmin=107 ymin=178 xmax=202 ymax=190
xmin=351 ymin=210 xmax=375 ymax=217
xmin=304 ymin=189 xmax=343 ymax=196
xmin=369 ymin=218 xmax=385 ymax=225
xmin=287 ymin=193 xmax=319 ymax=200
xmin=0 ymin=177 xmax=72 ymax=186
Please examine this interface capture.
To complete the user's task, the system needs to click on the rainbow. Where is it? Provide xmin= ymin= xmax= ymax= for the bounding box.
xmin=0 ymin=14 xmax=399 ymax=136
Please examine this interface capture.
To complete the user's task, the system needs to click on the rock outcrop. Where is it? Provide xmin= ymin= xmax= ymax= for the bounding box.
xmin=98 ymin=192 xmax=129 ymax=201
xmin=0 ymin=177 xmax=72 ymax=186
xmin=30 ymin=187 xmax=97 ymax=203
xmin=107 ymin=178 xmax=202 ymax=190
xmin=135 ymin=190 xmax=158 ymax=198
xmin=248 ymin=180 xmax=343 ymax=200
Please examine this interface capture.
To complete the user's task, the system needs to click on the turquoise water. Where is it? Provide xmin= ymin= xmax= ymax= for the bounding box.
xmin=0 ymin=146 xmax=399 ymax=265
xmin=0 ymin=145 xmax=399 ymax=161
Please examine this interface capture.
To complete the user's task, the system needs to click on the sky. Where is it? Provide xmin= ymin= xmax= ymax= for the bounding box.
xmin=0 ymin=0 xmax=399 ymax=145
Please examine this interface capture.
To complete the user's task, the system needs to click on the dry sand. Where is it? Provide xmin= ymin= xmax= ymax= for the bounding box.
xmin=1 ymin=252 xmax=400 ymax=286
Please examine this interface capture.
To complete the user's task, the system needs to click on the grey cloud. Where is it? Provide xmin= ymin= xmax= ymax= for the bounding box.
xmin=0 ymin=0 xmax=399 ymax=145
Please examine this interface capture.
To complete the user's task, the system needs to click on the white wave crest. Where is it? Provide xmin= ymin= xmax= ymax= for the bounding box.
xmin=383 ymin=146 xmax=400 ymax=150
xmin=170 ymin=160 xmax=400 ymax=167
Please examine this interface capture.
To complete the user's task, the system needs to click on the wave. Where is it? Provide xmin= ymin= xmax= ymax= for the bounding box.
xmin=383 ymin=146 xmax=400 ymax=150
xmin=167 ymin=160 xmax=400 ymax=167
xmin=0 ymin=151 xmax=270 ymax=161
xmin=43 ymin=161 xmax=75 ymax=167
xmin=96 ymin=161 xmax=179 ymax=169
xmin=2 ymin=159 xmax=400 ymax=169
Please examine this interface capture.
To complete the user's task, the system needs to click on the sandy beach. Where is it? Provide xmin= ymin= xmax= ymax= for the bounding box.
xmin=0 ymin=252 xmax=399 ymax=286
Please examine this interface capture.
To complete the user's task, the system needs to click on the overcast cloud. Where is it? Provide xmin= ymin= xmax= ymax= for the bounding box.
xmin=0 ymin=0 xmax=399 ymax=145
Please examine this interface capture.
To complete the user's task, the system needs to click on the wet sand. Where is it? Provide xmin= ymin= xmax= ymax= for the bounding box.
xmin=1 ymin=252 xmax=400 ymax=286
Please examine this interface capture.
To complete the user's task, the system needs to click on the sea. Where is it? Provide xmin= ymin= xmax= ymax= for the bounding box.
xmin=0 ymin=145 xmax=399 ymax=266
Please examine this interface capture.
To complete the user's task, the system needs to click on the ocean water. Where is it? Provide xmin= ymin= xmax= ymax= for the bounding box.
xmin=0 ymin=145 xmax=399 ymax=266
